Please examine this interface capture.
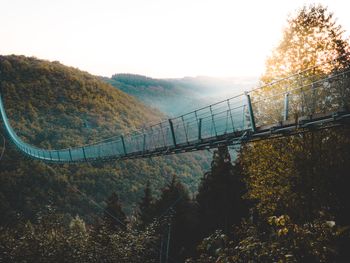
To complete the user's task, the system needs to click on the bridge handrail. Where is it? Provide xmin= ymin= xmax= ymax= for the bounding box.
xmin=0 ymin=52 xmax=349 ymax=162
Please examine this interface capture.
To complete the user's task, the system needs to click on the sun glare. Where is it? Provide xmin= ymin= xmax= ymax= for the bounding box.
xmin=0 ymin=0 xmax=350 ymax=78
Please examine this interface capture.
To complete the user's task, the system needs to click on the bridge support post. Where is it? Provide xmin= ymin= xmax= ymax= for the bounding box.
xmin=121 ymin=135 xmax=127 ymax=156
xmin=143 ymin=133 xmax=146 ymax=153
xmin=82 ymin=147 xmax=87 ymax=161
xmin=198 ymin=118 xmax=202 ymax=140
xmin=69 ymin=149 xmax=73 ymax=162
xmin=209 ymin=105 xmax=217 ymax=136
xmin=311 ymin=83 xmax=316 ymax=114
xmin=181 ymin=116 xmax=189 ymax=144
xmin=245 ymin=92 xmax=256 ymax=132
xmin=168 ymin=119 xmax=177 ymax=147
xmin=227 ymin=99 xmax=235 ymax=132
xmin=284 ymin=92 xmax=289 ymax=121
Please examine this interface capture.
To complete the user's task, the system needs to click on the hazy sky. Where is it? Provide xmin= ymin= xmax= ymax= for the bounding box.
xmin=1 ymin=0 xmax=350 ymax=78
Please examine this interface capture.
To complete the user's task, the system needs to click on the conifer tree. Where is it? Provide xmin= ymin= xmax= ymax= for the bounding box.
xmin=196 ymin=146 xmax=247 ymax=236
xmin=138 ymin=180 xmax=155 ymax=227
xmin=154 ymin=175 xmax=198 ymax=262
xmin=197 ymin=146 xmax=247 ymax=236
xmin=104 ymin=192 xmax=126 ymax=231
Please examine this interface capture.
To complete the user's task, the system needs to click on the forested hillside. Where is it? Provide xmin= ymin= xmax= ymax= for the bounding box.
xmin=0 ymin=55 xmax=209 ymax=226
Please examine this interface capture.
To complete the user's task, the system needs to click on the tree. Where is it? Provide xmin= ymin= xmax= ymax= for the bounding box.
xmin=188 ymin=216 xmax=338 ymax=263
xmin=188 ymin=5 xmax=350 ymax=262
xmin=262 ymin=4 xmax=349 ymax=83
xmin=252 ymin=4 xmax=350 ymax=126
xmin=138 ymin=180 xmax=155 ymax=227
xmin=243 ymin=2 xmax=350 ymax=218
xmin=154 ymin=175 xmax=198 ymax=262
xmin=240 ymin=5 xmax=350 ymax=259
xmin=243 ymin=3 xmax=350 ymax=218
xmin=196 ymin=146 xmax=247 ymax=236
xmin=104 ymin=192 xmax=126 ymax=231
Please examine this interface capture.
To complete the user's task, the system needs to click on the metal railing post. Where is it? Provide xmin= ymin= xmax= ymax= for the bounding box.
xmin=142 ymin=133 xmax=146 ymax=153
xmin=168 ymin=119 xmax=177 ymax=146
xmin=245 ymin=92 xmax=256 ymax=132
xmin=69 ymin=149 xmax=73 ymax=161
xmin=209 ymin=105 xmax=217 ymax=136
xmin=227 ymin=99 xmax=235 ymax=132
xmin=82 ymin=147 xmax=87 ymax=161
xmin=121 ymin=135 xmax=127 ymax=155
xmin=283 ymin=92 xmax=289 ymax=121
xmin=198 ymin=118 xmax=202 ymax=140
xmin=311 ymin=83 xmax=316 ymax=114
xmin=242 ymin=105 xmax=246 ymax=130
xmin=148 ymin=127 xmax=156 ymax=150
xmin=181 ymin=116 xmax=189 ymax=143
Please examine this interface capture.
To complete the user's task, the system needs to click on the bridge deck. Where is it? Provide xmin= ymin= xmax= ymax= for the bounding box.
xmin=1 ymin=59 xmax=350 ymax=163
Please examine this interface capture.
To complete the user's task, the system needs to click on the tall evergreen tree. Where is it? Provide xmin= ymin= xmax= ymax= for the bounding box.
xmin=104 ymin=192 xmax=126 ymax=231
xmin=196 ymin=146 xmax=247 ymax=236
xmin=138 ymin=180 xmax=155 ymax=227
xmin=154 ymin=175 xmax=198 ymax=262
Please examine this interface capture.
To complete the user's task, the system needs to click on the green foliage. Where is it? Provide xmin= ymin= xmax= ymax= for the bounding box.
xmin=189 ymin=4 xmax=350 ymax=262
xmin=0 ymin=55 xmax=210 ymax=226
xmin=251 ymin=4 xmax=350 ymax=127
xmin=240 ymin=4 xmax=350 ymax=224
xmin=2 ymin=5 xmax=350 ymax=262
xmin=188 ymin=216 xmax=338 ymax=263
xmin=138 ymin=180 xmax=155 ymax=228
xmin=197 ymin=146 xmax=247 ymax=235
xmin=0 ymin=211 xmax=159 ymax=263
xmin=154 ymin=175 xmax=198 ymax=262
xmin=104 ymin=192 xmax=127 ymax=231
xmin=262 ymin=4 xmax=350 ymax=83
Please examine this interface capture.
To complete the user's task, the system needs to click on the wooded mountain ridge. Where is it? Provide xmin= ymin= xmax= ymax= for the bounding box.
xmin=103 ymin=73 xmax=257 ymax=116
xmin=0 ymin=55 xmax=209 ymax=225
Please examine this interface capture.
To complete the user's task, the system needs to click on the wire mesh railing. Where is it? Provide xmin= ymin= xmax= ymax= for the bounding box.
xmin=251 ymin=69 xmax=350 ymax=127
xmin=1 ymin=54 xmax=350 ymax=163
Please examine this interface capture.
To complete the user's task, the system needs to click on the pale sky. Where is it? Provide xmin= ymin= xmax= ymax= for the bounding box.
xmin=1 ymin=0 xmax=350 ymax=78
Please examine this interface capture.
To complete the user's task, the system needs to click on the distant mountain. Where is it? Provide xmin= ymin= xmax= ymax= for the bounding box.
xmin=171 ymin=75 xmax=259 ymax=98
xmin=104 ymin=74 xmax=258 ymax=116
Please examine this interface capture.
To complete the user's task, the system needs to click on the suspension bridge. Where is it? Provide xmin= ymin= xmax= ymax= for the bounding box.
xmin=1 ymin=57 xmax=350 ymax=163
